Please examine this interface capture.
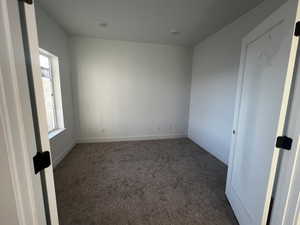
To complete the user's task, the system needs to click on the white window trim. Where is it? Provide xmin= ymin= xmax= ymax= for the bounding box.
xmin=39 ymin=48 xmax=65 ymax=139
xmin=48 ymin=128 xmax=66 ymax=140
xmin=40 ymin=52 xmax=58 ymax=132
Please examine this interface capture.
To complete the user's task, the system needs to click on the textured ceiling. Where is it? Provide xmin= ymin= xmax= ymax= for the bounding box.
xmin=37 ymin=0 xmax=264 ymax=47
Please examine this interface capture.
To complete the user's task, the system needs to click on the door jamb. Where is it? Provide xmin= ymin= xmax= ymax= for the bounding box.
xmin=0 ymin=0 xmax=48 ymax=224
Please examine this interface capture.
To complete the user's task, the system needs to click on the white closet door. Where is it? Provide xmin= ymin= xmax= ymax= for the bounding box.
xmin=226 ymin=1 xmax=300 ymax=225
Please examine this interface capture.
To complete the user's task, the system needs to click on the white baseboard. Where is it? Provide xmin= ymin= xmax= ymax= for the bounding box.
xmin=52 ymin=142 xmax=76 ymax=168
xmin=77 ymin=134 xmax=187 ymax=143
xmin=52 ymin=134 xmax=187 ymax=167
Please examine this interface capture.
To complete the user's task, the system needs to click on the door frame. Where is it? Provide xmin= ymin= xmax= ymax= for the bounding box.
xmin=270 ymin=4 xmax=300 ymax=224
xmin=271 ymin=17 xmax=300 ymax=225
xmin=226 ymin=0 xmax=300 ymax=225
xmin=19 ymin=1 xmax=60 ymax=224
xmin=0 ymin=0 xmax=47 ymax=224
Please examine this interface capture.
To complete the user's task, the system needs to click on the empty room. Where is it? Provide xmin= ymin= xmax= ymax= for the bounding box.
xmin=2 ymin=0 xmax=300 ymax=225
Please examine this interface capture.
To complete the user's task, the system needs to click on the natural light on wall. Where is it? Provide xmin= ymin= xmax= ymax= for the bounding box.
xmin=39 ymin=49 xmax=65 ymax=137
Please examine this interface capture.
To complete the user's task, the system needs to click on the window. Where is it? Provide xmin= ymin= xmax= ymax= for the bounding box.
xmin=39 ymin=49 xmax=64 ymax=136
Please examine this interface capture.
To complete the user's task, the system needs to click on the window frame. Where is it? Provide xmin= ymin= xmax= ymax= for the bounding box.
xmin=39 ymin=48 xmax=65 ymax=138
xmin=40 ymin=52 xmax=59 ymax=133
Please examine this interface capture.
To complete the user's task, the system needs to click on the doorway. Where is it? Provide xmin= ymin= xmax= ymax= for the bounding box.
xmin=2 ymin=0 xmax=300 ymax=225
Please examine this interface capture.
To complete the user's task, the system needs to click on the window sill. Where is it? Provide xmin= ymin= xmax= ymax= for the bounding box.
xmin=48 ymin=128 xmax=66 ymax=140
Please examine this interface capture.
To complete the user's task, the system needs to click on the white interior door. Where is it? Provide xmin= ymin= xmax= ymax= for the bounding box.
xmin=0 ymin=0 xmax=60 ymax=224
xmin=226 ymin=1 xmax=300 ymax=225
xmin=18 ymin=1 xmax=59 ymax=225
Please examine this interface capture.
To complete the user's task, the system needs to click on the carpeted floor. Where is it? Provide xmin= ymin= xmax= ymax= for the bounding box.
xmin=54 ymin=138 xmax=238 ymax=225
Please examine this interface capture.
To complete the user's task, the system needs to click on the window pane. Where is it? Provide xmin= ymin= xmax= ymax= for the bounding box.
xmin=42 ymin=77 xmax=57 ymax=132
xmin=39 ymin=54 xmax=50 ymax=69
xmin=41 ymin=67 xmax=52 ymax=78
xmin=40 ymin=52 xmax=57 ymax=132
xmin=39 ymin=51 xmax=62 ymax=133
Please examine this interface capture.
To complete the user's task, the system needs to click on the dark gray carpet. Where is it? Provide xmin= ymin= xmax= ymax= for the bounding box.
xmin=54 ymin=138 xmax=238 ymax=225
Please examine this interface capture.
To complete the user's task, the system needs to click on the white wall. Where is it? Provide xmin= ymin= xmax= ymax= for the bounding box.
xmin=35 ymin=6 xmax=76 ymax=166
xmin=35 ymin=0 xmax=287 ymax=165
xmin=71 ymin=37 xmax=192 ymax=142
xmin=188 ymin=0 xmax=286 ymax=164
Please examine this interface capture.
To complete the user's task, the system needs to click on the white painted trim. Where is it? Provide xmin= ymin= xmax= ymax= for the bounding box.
xmin=52 ymin=142 xmax=76 ymax=168
xmin=292 ymin=190 xmax=300 ymax=225
xmin=52 ymin=135 xmax=186 ymax=168
xmin=48 ymin=128 xmax=66 ymax=140
xmin=22 ymin=3 xmax=60 ymax=224
xmin=77 ymin=134 xmax=187 ymax=143
xmin=53 ymin=135 xmax=186 ymax=167
xmin=269 ymin=0 xmax=300 ymax=225
xmin=40 ymin=48 xmax=65 ymax=133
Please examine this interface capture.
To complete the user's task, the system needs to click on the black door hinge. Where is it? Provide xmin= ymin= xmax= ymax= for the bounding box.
xmin=295 ymin=21 xmax=300 ymax=36
xmin=18 ymin=0 xmax=33 ymax=4
xmin=276 ymin=136 xmax=293 ymax=150
xmin=33 ymin=151 xmax=51 ymax=174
